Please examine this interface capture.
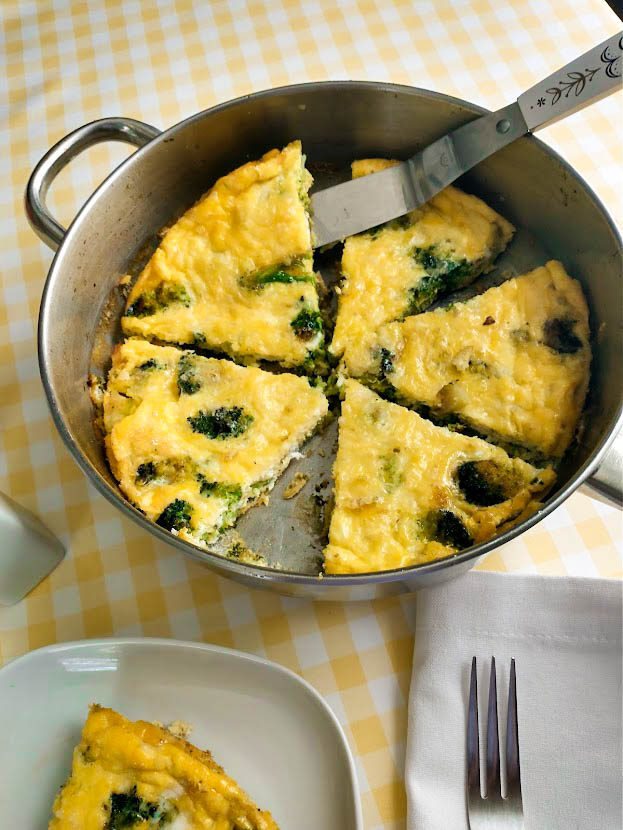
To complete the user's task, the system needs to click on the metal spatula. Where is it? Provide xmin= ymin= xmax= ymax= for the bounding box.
xmin=311 ymin=31 xmax=622 ymax=247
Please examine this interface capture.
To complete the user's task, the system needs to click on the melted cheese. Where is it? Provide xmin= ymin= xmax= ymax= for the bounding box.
xmin=363 ymin=261 xmax=591 ymax=458
xmin=329 ymin=158 xmax=515 ymax=375
xmin=103 ymin=339 xmax=328 ymax=546
xmin=122 ymin=142 xmax=323 ymax=367
xmin=324 ymin=380 xmax=555 ymax=574
xmin=48 ymin=706 xmax=279 ymax=830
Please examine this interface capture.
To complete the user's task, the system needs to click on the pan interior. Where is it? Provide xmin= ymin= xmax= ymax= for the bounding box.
xmin=90 ymin=157 xmax=552 ymax=574
xmin=44 ymin=86 xmax=621 ymax=583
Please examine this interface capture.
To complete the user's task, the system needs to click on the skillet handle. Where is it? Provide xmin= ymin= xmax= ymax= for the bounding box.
xmin=584 ymin=430 xmax=623 ymax=507
xmin=25 ymin=117 xmax=161 ymax=251
xmin=518 ymin=31 xmax=622 ymax=131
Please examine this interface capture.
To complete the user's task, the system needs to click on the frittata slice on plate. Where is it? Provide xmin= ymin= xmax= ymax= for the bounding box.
xmin=360 ymin=260 xmax=591 ymax=459
xmin=324 ymin=381 xmax=555 ymax=574
xmin=103 ymin=339 xmax=328 ymax=549
xmin=329 ymin=158 xmax=515 ymax=375
xmin=122 ymin=141 xmax=324 ymax=369
xmin=48 ymin=705 xmax=279 ymax=830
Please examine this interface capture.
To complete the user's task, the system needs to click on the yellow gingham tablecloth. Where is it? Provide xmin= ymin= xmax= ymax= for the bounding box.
xmin=1 ymin=2 xmax=622 ymax=827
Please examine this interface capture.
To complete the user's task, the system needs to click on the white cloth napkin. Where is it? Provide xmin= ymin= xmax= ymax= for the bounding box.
xmin=406 ymin=571 xmax=622 ymax=830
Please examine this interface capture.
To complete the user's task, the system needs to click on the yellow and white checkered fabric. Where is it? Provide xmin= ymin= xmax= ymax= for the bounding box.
xmin=1 ymin=2 xmax=621 ymax=827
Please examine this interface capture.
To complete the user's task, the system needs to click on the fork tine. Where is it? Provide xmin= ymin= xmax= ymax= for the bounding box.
xmin=467 ymin=656 xmax=480 ymax=794
xmin=505 ymin=658 xmax=521 ymax=798
xmin=485 ymin=656 xmax=500 ymax=798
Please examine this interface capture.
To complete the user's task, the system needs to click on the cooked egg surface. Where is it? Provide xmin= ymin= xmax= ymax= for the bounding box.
xmin=122 ymin=141 xmax=323 ymax=367
xmin=323 ymin=380 xmax=555 ymax=575
xmin=48 ymin=706 xmax=279 ymax=830
xmin=329 ymin=158 xmax=515 ymax=376
xmin=94 ymin=144 xmax=591 ymax=577
xmin=103 ymin=339 xmax=328 ymax=547
xmin=361 ymin=261 xmax=591 ymax=458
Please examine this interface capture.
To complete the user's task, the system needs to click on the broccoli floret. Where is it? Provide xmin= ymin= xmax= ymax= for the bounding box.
xmin=542 ymin=317 xmax=582 ymax=355
xmin=434 ymin=510 xmax=473 ymax=548
xmin=135 ymin=461 xmax=157 ymax=485
xmin=227 ymin=541 xmax=247 ymax=559
xmin=417 ymin=509 xmax=473 ymax=550
xmin=136 ymin=358 xmax=160 ymax=371
xmin=156 ymin=499 xmax=192 ymax=531
xmin=434 ymin=510 xmax=473 ymax=549
xmin=290 ymin=308 xmax=323 ymax=341
xmin=197 ymin=475 xmax=242 ymax=504
xmin=456 ymin=461 xmax=507 ymax=506
xmin=126 ymin=281 xmax=190 ymax=317
xmin=187 ymin=407 xmax=253 ymax=439
xmin=249 ymin=266 xmax=315 ymax=288
xmin=301 ymin=346 xmax=335 ymax=379
xmin=105 ymin=787 xmax=162 ymax=829
xmin=378 ymin=347 xmax=394 ymax=376
xmin=381 ymin=450 xmax=402 ymax=492
xmin=361 ymin=348 xmax=398 ymax=401
xmin=177 ymin=354 xmax=201 ymax=395
xmin=260 ymin=270 xmax=314 ymax=285
xmin=408 ymin=246 xmax=472 ymax=313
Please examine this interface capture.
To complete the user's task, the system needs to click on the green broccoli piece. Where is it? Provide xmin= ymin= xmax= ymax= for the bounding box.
xmin=105 ymin=787 xmax=162 ymax=829
xmin=156 ymin=499 xmax=192 ymax=532
xmin=381 ymin=450 xmax=402 ymax=492
xmin=197 ymin=475 xmax=242 ymax=504
xmin=135 ymin=461 xmax=157 ymax=485
xmin=408 ymin=246 xmax=472 ymax=313
xmin=417 ymin=509 xmax=473 ymax=550
xmin=251 ymin=266 xmax=315 ymax=287
xmin=456 ymin=461 xmax=507 ymax=506
xmin=126 ymin=281 xmax=190 ymax=318
xmin=177 ymin=354 xmax=201 ymax=395
xmin=378 ymin=347 xmax=394 ymax=376
xmin=542 ymin=317 xmax=582 ymax=355
xmin=136 ymin=358 xmax=160 ymax=371
xmin=434 ymin=510 xmax=473 ymax=548
xmin=187 ymin=407 xmax=253 ymax=439
xmin=290 ymin=308 xmax=323 ymax=341
xmin=227 ymin=541 xmax=247 ymax=559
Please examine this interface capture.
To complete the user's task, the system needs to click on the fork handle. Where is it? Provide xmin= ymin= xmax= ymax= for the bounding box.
xmin=518 ymin=31 xmax=622 ymax=130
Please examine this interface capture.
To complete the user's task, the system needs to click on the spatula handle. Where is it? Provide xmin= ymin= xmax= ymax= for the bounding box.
xmin=518 ymin=31 xmax=622 ymax=130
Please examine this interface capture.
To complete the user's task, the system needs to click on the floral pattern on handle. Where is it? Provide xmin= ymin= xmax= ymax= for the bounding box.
xmin=545 ymin=67 xmax=600 ymax=104
xmin=520 ymin=33 xmax=622 ymax=124
xmin=543 ymin=37 xmax=621 ymax=106
xmin=601 ymin=37 xmax=622 ymax=79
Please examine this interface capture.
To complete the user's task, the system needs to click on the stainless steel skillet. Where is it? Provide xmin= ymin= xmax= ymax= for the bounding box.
xmin=26 ymin=82 xmax=622 ymax=600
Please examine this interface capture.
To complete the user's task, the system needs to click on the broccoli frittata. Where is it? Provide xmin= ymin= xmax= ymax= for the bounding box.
xmin=122 ymin=141 xmax=324 ymax=368
xmin=95 ymin=143 xmax=593 ymax=575
xmin=329 ymin=158 xmax=515 ymax=376
xmin=103 ymin=339 xmax=328 ymax=549
xmin=323 ymin=380 xmax=555 ymax=574
xmin=358 ymin=261 xmax=591 ymax=459
xmin=49 ymin=705 xmax=279 ymax=829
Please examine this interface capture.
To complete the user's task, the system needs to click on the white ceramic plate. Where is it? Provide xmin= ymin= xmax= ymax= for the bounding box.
xmin=0 ymin=637 xmax=363 ymax=829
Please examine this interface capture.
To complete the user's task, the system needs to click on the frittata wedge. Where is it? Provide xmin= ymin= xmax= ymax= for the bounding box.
xmin=122 ymin=141 xmax=324 ymax=369
xmin=324 ymin=380 xmax=555 ymax=574
xmin=359 ymin=261 xmax=591 ymax=459
xmin=103 ymin=339 xmax=328 ymax=550
xmin=329 ymin=158 xmax=515 ymax=375
xmin=48 ymin=705 xmax=279 ymax=830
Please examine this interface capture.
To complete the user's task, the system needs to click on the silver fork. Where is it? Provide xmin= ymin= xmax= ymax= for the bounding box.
xmin=467 ymin=656 xmax=524 ymax=829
